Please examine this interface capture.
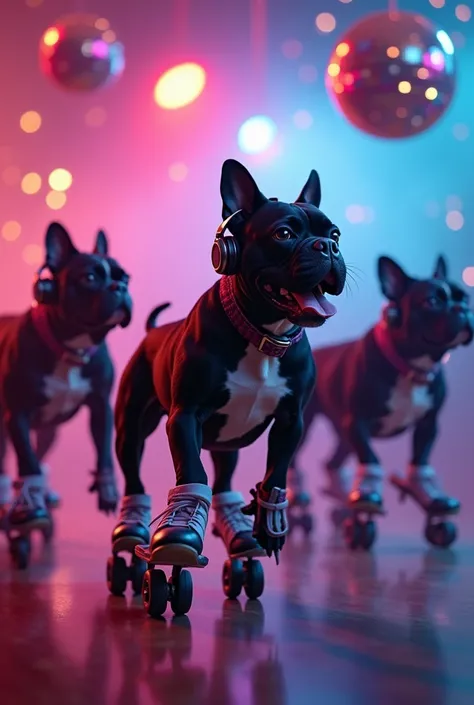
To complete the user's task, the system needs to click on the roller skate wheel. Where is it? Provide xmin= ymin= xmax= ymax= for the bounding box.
xmin=106 ymin=555 xmax=128 ymax=596
xmin=244 ymin=559 xmax=264 ymax=600
xmin=170 ymin=568 xmax=193 ymax=616
xmin=130 ymin=557 xmax=147 ymax=595
xmin=223 ymin=558 xmax=244 ymax=599
xmin=343 ymin=518 xmax=361 ymax=551
xmin=10 ymin=536 xmax=31 ymax=570
xmin=360 ymin=519 xmax=376 ymax=550
xmin=425 ymin=521 xmax=457 ymax=548
xmin=301 ymin=513 xmax=314 ymax=535
xmin=143 ymin=568 xmax=169 ymax=618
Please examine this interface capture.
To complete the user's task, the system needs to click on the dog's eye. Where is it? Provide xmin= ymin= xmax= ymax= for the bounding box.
xmin=273 ymin=228 xmax=293 ymax=241
xmin=424 ymin=296 xmax=440 ymax=308
xmin=82 ymin=273 xmax=96 ymax=284
xmin=331 ymin=230 xmax=340 ymax=242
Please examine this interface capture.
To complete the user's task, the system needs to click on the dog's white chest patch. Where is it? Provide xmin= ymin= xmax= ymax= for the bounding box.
xmin=217 ymin=345 xmax=291 ymax=443
xmin=41 ymin=360 xmax=92 ymax=424
xmin=377 ymin=375 xmax=433 ymax=437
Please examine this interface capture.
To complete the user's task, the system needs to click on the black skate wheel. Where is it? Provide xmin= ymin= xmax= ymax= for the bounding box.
xmin=42 ymin=518 xmax=55 ymax=543
xmin=244 ymin=559 xmax=264 ymax=600
xmin=107 ymin=555 xmax=128 ymax=596
xmin=10 ymin=536 xmax=31 ymax=570
xmin=143 ymin=568 xmax=169 ymax=618
xmin=343 ymin=518 xmax=362 ymax=551
xmin=222 ymin=558 xmax=244 ymax=599
xmin=301 ymin=514 xmax=314 ymax=535
xmin=360 ymin=519 xmax=376 ymax=550
xmin=170 ymin=568 xmax=193 ymax=615
xmin=130 ymin=557 xmax=147 ymax=596
xmin=425 ymin=521 xmax=457 ymax=548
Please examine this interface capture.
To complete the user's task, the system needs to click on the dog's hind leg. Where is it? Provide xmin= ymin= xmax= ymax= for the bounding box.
xmin=210 ymin=450 xmax=265 ymax=561
xmin=112 ymin=347 xmax=161 ymax=559
xmin=0 ymin=411 xmax=12 ymax=510
xmin=35 ymin=427 xmax=61 ymax=509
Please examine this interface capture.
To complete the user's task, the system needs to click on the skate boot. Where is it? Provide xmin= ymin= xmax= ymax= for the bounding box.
xmin=321 ymin=466 xmax=353 ymax=527
xmin=40 ymin=464 xmax=61 ymax=509
xmin=344 ymin=464 xmax=384 ymax=552
xmin=148 ymin=483 xmax=212 ymax=566
xmin=0 ymin=475 xmax=12 ymax=514
xmin=213 ymin=491 xmax=266 ymax=600
xmin=7 ymin=474 xmax=53 ymax=569
xmin=390 ymin=465 xmax=460 ymax=549
xmin=286 ymin=467 xmax=313 ymax=535
xmin=135 ymin=484 xmax=212 ymax=618
xmin=107 ymin=494 xmax=152 ymax=596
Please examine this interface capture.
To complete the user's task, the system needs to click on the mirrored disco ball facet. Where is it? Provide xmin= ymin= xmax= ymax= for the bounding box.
xmin=325 ymin=11 xmax=456 ymax=138
xmin=39 ymin=14 xmax=125 ymax=91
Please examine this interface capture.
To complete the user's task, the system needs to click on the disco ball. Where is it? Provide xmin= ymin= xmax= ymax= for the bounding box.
xmin=39 ymin=14 xmax=125 ymax=91
xmin=325 ymin=11 xmax=456 ymax=139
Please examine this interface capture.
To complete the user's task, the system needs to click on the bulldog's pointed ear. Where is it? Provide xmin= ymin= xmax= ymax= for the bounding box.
xmin=45 ymin=222 xmax=78 ymax=272
xmin=220 ymin=159 xmax=268 ymax=220
xmin=94 ymin=230 xmax=108 ymax=256
xmin=377 ymin=256 xmax=412 ymax=301
xmin=295 ymin=170 xmax=321 ymax=208
xmin=433 ymin=255 xmax=448 ymax=280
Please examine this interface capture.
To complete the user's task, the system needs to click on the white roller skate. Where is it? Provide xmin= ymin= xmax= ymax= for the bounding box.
xmin=390 ymin=465 xmax=460 ymax=549
xmin=212 ymin=490 xmax=266 ymax=601
xmin=107 ymin=493 xmax=152 ymax=596
xmin=320 ymin=466 xmax=353 ymax=528
xmin=135 ymin=483 xmax=212 ymax=618
xmin=287 ymin=467 xmax=313 ymax=535
xmin=344 ymin=464 xmax=385 ymax=552
xmin=7 ymin=474 xmax=53 ymax=569
xmin=40 ymin=464 xmax=61 ymax=508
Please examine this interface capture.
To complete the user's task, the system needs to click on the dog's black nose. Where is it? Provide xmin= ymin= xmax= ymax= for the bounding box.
xmin=313 ymin=238 xmax=339 ymax=256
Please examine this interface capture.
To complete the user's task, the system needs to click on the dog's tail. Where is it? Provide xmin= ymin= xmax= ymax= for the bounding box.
xmin=145 ymin=303 xmax=171 ymax=331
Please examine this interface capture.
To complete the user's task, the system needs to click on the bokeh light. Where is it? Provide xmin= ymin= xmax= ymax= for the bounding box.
xmin=281 ymin=40 xmax=303 ymax=59
xmin=168 ymin=162 xmax=188 ymax=182
xmin=85 ymin=106 xmax=107 ymax=127
xmin=430 ymin=0 xmax=445 ymax=6
xmin=22 ymin=243 xmax=43 ymax=265
xmin=94 ymin=18 xmax=109 ymax=30
xmin=316 ymin=13 xmax=336 ymax=33
xmin=345 ymin=205 xmax=366 ymax=224
xmin=453 ymin=123 xmax=469 ymax=140
xmin=154 ymin=63 xmax=206 ymax=110
xmin=21 ymin=172 xmax=42 ymax=195
xmin=455 ymin=4 xmax=471 ymax=21
xmin=20 ymin=111 xmax=42 ymax=133
xmin=1 ymin=220 xmax=21 ymax=241
xmin=462 ymin=267 xmax=474 ymax=287
xmin=237 ymin=116 xmax=277 ymax=155
xmin=446 ymin=210 xmax=464 ymax=230
xmin=43 ymin=27 xmax=60 ymax=46
xmin=48 ymin=168 xmax=72 ymax=191
xmin=2 ymin=166 xmax=21 ymax=186
xmin=293 ymin=110 xmax=313 ymax=129
xmin=46 ymin=190 xmax=67 ymax=210
xmin=298 ymin=65 xmax=318 ymax=83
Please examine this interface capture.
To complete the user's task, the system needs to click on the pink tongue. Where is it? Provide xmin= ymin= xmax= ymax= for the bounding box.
xmin=292 ymin=290 xmax=337 ymax=318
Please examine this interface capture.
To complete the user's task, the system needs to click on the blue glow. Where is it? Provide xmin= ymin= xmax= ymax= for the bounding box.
xmin=237 ymin=116 xmax=277 ymax=154
xmin=436 ymin=30 xmax=454 ymax=56
xmin=403 ymin=46 xmax=422 ymax=64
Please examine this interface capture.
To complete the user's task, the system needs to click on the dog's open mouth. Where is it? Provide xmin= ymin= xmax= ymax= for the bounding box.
xmin=261 ymin=277 xmax=337 ymax=320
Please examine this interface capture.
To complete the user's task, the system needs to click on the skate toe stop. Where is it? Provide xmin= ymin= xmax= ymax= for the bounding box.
xmin=150 ymin=528 xmax=203 ymax=555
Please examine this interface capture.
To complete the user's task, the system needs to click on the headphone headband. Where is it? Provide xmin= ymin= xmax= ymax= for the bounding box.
xmin=215 ymin=209 xmax=242 ymax=238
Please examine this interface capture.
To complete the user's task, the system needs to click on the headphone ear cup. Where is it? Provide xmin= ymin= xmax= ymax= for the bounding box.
xmin=384 ymin=303 xmax=401 ymax=328
xmin=33 ymin=275 xmax=57 ymax=305
xmin=211 ymin=236 xmax=240 ymax=275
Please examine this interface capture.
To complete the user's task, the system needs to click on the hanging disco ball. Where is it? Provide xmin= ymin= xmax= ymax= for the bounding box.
xmin=325 ymin=11 xmax=456 ymax=139
xmin=39 ymin=14 xmax=125 ymax=91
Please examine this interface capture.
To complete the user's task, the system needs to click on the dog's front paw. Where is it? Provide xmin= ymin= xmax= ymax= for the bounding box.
xmin=88 ymin=469 xmax=119 ymax=515
xmin=244 ymin=484 xmax=289 ymax=564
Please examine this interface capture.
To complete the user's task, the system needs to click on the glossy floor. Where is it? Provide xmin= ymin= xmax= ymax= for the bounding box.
xmin=1 ymin=509 xmax=473 ymax=705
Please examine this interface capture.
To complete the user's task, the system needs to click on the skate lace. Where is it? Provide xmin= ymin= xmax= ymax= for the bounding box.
xmin=11 ymin=484 xmax=46 ymax=512
xmin=218 ymin=502 xmax=253 ymax=542
xmin=120 ymin=504 xmax=150 ymax=529
xmin=150 ymin=495 xmax=209 ymax=536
